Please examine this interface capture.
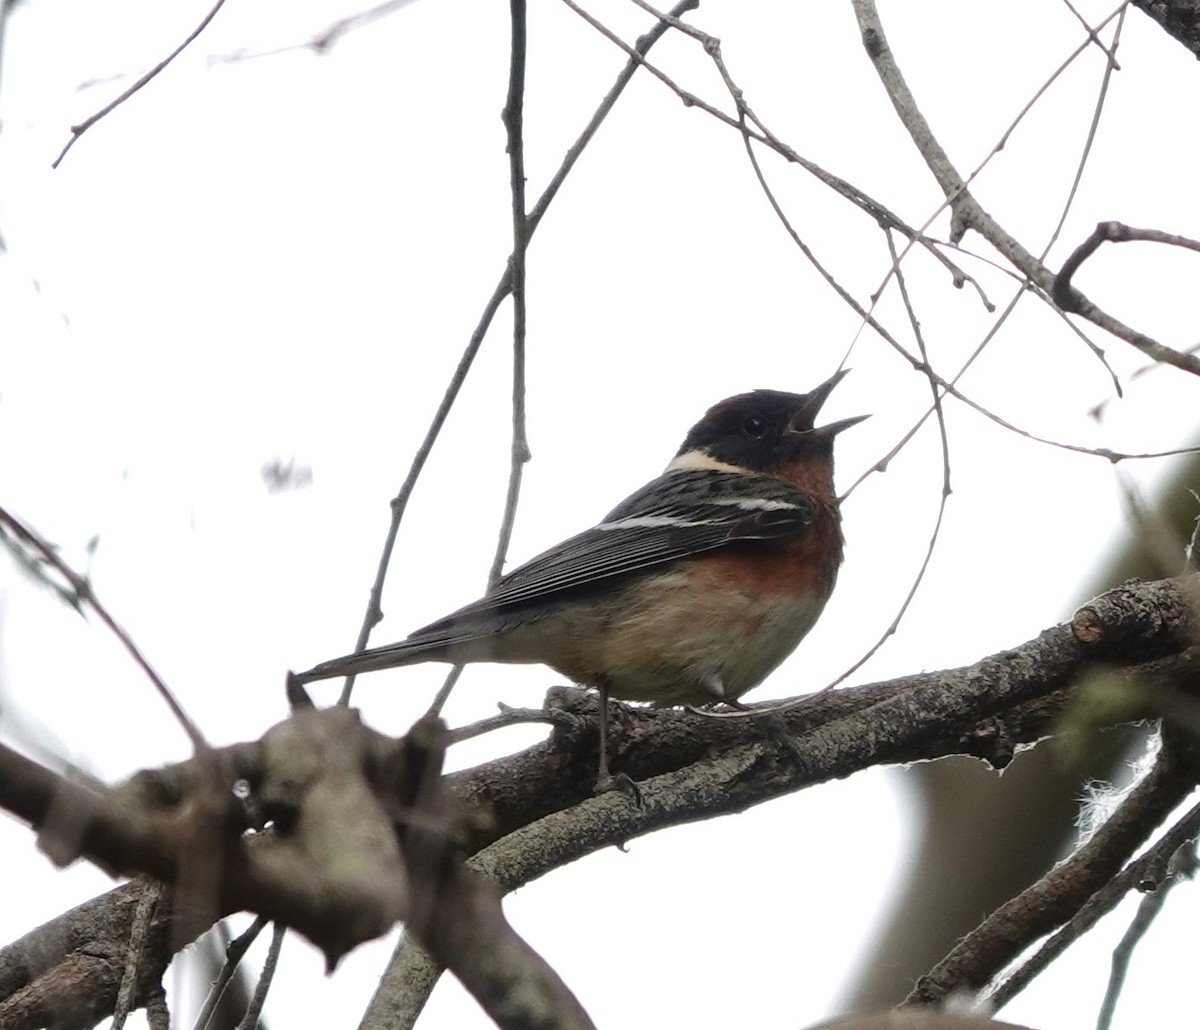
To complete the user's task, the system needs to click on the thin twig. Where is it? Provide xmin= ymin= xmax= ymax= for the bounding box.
xmin=235 ymin=922 xmax=286 ymax=1030
xmin=1059 ymin=0 xmax=1123 ymax=61
xmin=337 ymin=0 xmax=699 ymax=706
xmin=822 ymin=230 xmax=952 ymax=689
xmin=359 ymin=9 xmax=705 ymax=1013
xmin=339 ymin=275 xmax=511 ymax=709
xmin=426 ymin=663 xmax=466 ymax=719
xmin=1035 ymin=4 xmax=1127 ymax=393
xmin=490 ymin=0 xmax=532 ymax=592
xmin=838 ymin=2 xmax=1191 ymax=480
xmin=0 ymin=504 xmax=207 ymax=752
xmin=310 ymin=0 xmax=419 ymax=52
xmin=1090 ymin=344 xmax=1200 ymax=421
xmin=0 ymin=0 xmax=15 ymax=249
xmin=1042 ymin=8 xmax=1127 ymax=260
xmin=445 ymin=703 xmax=580 ymax=746
xmin=110 ymin=882 xmax=161 ymax=1030
xmin=844 ymin=1 xmax=1127 ymax=390
xmin=1096 ymin=838 xmax=1198 ymax=1030
xmin=192 ymin=916 xmax=270 ymax=1030
xmin=851 ymin=0 xmax=1200 ymax=377
xmin=427 ymin=0 xmax=534 ymax=721
xmin=721 ymin=48 xmax=954 ymax=686
xmin=1055 ymin=222 xmax=1200 ymax=310
xmin=207 ymin=0 xmax=419 ymax=62
xmin=52 ymin=0 xmax=230 ymax=168
xmin=606 ymin=1 xmax=1183 ymax=479
xmin=560 ymin=0 xmax=990 ymax=303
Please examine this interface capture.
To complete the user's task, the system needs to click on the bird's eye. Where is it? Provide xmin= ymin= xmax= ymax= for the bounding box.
xmin=742 ymin=415 xmax=768 ymax=437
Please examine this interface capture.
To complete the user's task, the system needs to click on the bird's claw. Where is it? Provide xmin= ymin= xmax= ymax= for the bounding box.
xmin=594 ymin=770 xmax=642 ymax=806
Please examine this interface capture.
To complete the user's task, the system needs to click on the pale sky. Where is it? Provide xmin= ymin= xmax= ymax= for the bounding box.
xmin=2 ymin=1 xmax=1199 ymax=1027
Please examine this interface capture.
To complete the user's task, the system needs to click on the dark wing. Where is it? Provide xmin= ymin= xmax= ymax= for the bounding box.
xmin=415 ymin=469 xmax=817 ymax=631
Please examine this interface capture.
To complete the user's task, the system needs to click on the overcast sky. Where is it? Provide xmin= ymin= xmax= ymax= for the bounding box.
xmin=2 ymin=1 xmax=1199 ymax=1027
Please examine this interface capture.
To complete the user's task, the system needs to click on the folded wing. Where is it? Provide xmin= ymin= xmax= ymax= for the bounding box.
xmin=415 ymin=469 xmax=818 ymax=631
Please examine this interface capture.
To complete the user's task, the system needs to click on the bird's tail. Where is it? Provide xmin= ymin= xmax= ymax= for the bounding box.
xmin=295 ymin=633 xmax=467 ymax=684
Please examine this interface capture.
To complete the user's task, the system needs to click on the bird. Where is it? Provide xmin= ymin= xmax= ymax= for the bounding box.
xmin=297 ymin=370 xmax=867 ymax=787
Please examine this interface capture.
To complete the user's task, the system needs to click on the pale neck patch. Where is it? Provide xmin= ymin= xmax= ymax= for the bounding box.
xmin=665 ymin=449 xmax=748 ymax=474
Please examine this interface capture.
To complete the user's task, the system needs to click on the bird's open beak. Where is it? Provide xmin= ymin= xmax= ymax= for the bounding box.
xmin=790 ymin=368 xmax=869 ymax=435
xmin=819 ymin=412 xmax=871 ymax=436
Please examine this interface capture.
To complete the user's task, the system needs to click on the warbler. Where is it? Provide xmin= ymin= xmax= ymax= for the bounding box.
xmin=298 ymin=370 xmax=865 ymax=783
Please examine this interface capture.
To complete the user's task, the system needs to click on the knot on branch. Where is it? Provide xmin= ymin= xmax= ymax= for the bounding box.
xmin=861 ymin=25 xmax=885 ymax=58
xmin=1071 ymin=574 xmax=1200 ymax=659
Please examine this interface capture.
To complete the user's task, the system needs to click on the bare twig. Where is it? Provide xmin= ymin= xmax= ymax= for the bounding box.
xmin=0 ymin=505 xmax=207 ymax=753
xmin=850 ymin=0 xmax=1200 ymax=378
xmin=0 ymin=0 xmax=14 ymax=251
xmin=1043 ymin=9 xmax=1127 ymax=259
xmin=568 ymin=2 xmax=1195 ymax=478
xmin=821 ymin=229 xmax=952 ymax=688
xmin=310 ymin=0 xmax=418 ymax=52
xmin=1096 ymin=836 xmax=1198 ymax=1030
xmin=192 ymin=916 xmax=270 ymax=1030
xmin=622 ymin=3 xmax=1185 ymax=488
xmin=425 ymin=0 xmax=534 ymax=721
xmin=207 ymin=0 xmax=419 ymax=62
xmin=491 ymin=0 xmax=532 ymax=592
xmin=446 ymin=704 xmax=580 ymax=746
xmin=1034 ymin=4 xmax=1127 ymax=392
xmin=1059 ymin=0 xmax=1122 ymax=60
xmin=1055 ymin=222 xmax=1200 ymax=310
xmin=560 ymin=0 xmax=989 ymax=301
xmin=676 ymin=0 xmax=1190 ymax=472
xmin=722 ymin=48 xmax=954 ymax=683
xmin=337 ymin=0 xmax=700 ymax=708
xmin=337 ymin=272 xmax=510 ymax=708
xmin=52 ymin=0 xmax=230 ymax=168
xmin=235 ymin=921 xmax=285 ymax=1030
xmin=110 ymin=882 xmax=162 ymax=1030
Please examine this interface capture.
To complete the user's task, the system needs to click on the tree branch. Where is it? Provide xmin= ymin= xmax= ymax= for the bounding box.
xmin=905 ymin=730 xmax=1200 ymax=1006
xmin=1132 ymin=0 xmax=1200 ymax=58
xmin=7 ymin=573 xmax=1199 ymax=1026
xmin=51 ymin=0 xmax=231 ymax=169
xmin=0 ymin=708 xmax=594 ymax=1029
xmin=850 ymin=0 xmax=1200 ymax=378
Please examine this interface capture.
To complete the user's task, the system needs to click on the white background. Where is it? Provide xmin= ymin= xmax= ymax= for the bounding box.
xmin=2 ymin=0 xmax=1199 ymax=1027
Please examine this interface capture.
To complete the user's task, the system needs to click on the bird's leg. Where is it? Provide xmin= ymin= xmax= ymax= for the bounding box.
xmin=593 ymin=679 xmax=640 ymax=802
xmin=597 ymin=679 xmax=612 ymax=783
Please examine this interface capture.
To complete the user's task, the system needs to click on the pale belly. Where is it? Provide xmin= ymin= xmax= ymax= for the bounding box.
xmin=539 ymin=563 xmax=833 ymax=706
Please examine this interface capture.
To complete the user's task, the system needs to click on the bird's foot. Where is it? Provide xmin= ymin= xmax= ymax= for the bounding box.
xmin=594 ymin=768 xmax=642 ymax=805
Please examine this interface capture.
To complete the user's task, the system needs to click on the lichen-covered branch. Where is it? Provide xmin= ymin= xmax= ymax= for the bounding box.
xmin=2 ymin=573 xmax=1198 ymax=1027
